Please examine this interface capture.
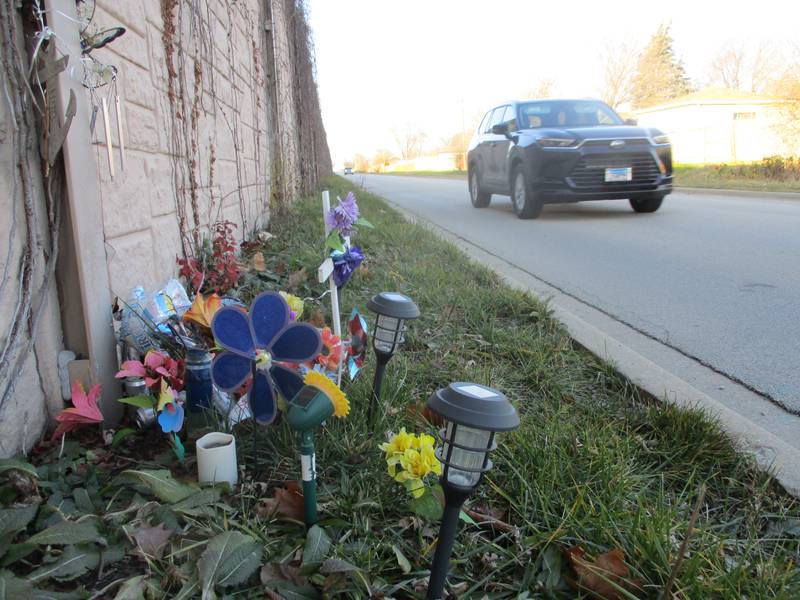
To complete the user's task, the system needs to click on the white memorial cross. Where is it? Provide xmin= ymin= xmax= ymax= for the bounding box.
xmin=317 ymin=191 xmax=344 ymax=385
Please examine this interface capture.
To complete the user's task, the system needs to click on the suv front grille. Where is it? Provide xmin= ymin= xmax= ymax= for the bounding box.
xmin=568 ymin=153 xmax=660 ymax=188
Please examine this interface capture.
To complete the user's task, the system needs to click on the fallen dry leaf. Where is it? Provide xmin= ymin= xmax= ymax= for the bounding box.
xmin=405 ymin=400 xmax=445 ymax=428
xmin=256 ymin=481 xmax=305 ymax=522
xmin=133 ymin=522 xmax=173 ymax=559
xmin=252 ymin=252 xmax=266 ymax=272
xmin=260 ymin=562 xmax=307 ymax=587
xmin=308 ymin=309 xmax=326 ymax=328
xmin=286 ymin=268 xmax=307 ymax=291
xmin=448 ymin=581 xmax=469 ymax=596
xmin=566 ymin=546 xmax=642 ymax=600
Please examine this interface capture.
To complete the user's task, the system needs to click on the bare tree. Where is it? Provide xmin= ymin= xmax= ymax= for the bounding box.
xmin=352 ymin=154 xmax=369 ymax=173
xmin=392 ymin=124 xmax=427 ymax=160
xmin=766 ymin=44 xmax=800 ymax=154
xmin=708 ymin=43 xmax=747 ymax=90
xmin=599 ymin=41 xmax=638 ymax=109
xmin=707 ymin=41 xmax=780 ymax=93
xmin=522 ymin=78 xmax=556 ymax=99
xmin=370 ymin=149 xmax=395 ymax=172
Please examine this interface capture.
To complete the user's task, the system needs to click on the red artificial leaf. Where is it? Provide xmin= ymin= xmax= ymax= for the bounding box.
xmin=566 ymin=546 xmax=642 ymax=600
xmin=52 ymin=381 xmax=103 ymax=440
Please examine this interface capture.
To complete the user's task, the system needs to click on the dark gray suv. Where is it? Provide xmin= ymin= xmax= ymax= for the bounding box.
xmin=467 ymin=99 xmax=673 ymax=219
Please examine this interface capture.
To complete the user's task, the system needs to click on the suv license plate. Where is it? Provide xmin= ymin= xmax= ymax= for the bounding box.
xmin=605 ymin=167 xmax=632 ymax=182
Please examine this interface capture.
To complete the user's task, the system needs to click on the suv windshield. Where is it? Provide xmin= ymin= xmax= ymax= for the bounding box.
xmin=518 ymin=100 xmax=623 ymax=129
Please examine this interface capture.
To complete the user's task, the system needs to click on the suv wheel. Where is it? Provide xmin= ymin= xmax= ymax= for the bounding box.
xmin=630 ymin=194 xmax=664 ymax=213
xmin=511 ymin=165 xmax=543 ymax=219
xmin=469 ymin=167 xmax=491 ymax=208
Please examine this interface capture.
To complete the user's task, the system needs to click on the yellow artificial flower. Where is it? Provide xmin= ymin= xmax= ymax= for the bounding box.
xmin=379 ymin=427 xmax=415 ymax=456
xmin=412 ymin=432 xmax=436 ymax=451
xmin=156 ymin=379 xmax=177 ymax=412
xmin=380 ymin=429 xmax=442 ymax=498
xmin=304 ymin=370 xmax=349 ymax=417
xmin=279 ymin=291 xmax=304 ymax=319
xmin=399 ymin=445 xmax=441 ymax=480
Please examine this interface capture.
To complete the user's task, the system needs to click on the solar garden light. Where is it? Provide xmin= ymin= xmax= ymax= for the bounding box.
xmin=425 ymin=382 xmax=520 ymax=600
xmin=365 ymin=292 xmax=420 ymax=426
xmin=286 ymin=384 xmax=336 ymax=526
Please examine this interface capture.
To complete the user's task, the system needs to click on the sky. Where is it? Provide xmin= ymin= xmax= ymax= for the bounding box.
xmin=307 ymin=0 xmax=799 ymax=167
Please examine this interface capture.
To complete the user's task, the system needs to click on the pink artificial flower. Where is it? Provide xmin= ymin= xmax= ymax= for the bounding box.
xmin=116 ymin=350 xmax=184 ymax=391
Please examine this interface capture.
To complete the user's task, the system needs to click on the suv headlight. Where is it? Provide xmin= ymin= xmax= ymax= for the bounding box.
xmin=537 ymin=138 xmax=576 ymax=148
xmin=651 ymin=133 xmax=670 ymax=145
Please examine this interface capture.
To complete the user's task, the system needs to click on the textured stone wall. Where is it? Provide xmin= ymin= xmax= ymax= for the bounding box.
xmin=88 ymin=0 xmax=272 ymax=297
xmin=0 ymin=8 xmax=65 ymax=455
xmin=0 ymin=0 xmax=331 ymax=457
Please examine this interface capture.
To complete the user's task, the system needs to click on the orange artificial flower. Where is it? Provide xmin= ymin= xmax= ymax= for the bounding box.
xmin=183 ymin=293 xmax=222 ymax=329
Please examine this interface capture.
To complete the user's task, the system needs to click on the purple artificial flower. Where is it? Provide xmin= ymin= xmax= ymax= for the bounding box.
xmin=326 ymin=192 xmax=360 ymax=236
xmin=332 ymin=245 xmax=365 ymax=287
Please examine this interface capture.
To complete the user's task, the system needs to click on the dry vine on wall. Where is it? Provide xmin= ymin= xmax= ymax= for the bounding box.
xmin=160 ymin=0 xmax=269 ymax=262
xmin=0 ymin=3 xmax=72 ymax=429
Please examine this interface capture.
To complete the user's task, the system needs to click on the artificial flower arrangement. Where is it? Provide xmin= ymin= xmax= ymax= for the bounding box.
xmin=115 ymin=349 xmax=187 ymax=461
xmin=325 ymin=192 xmax=372 ymax=288
xmin=380 ymin=427 xmax=442 ymax=499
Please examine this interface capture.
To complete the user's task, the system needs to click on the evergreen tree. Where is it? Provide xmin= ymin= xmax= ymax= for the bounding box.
xmin=630 ymin=24 xmax=691 ymax=108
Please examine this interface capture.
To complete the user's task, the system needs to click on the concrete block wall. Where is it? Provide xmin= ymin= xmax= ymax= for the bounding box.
xmin=0 ymin=10 xmax=65 ymax=455
xmin=88 ymin=0 xmax=272 ymax=298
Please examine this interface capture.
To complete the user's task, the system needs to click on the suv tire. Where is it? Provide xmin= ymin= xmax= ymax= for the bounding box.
xmin=630 ymin=194 xmax=664 ymax=213
xmin=469 ymin=167 xmax=491 ymax=208
xmin=511 ymin=165 xmax=543 ymax=219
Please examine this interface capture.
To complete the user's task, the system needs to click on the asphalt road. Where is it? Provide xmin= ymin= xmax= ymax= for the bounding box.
xmin=358 ymin=174 xmax=800 ymax=413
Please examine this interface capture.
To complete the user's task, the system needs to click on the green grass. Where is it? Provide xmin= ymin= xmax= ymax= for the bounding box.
xmin=5 ymin=176 xmax=799 ymax=598
xmin=377 ymin=165 xmax=800 ymax=193
xmin=673 ymin=164 xmax=800 ymax=193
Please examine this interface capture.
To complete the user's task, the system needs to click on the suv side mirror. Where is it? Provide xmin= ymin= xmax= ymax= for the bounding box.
xmin=624 ymin=118 xmax=638 ymax=126
xmin=491 ymin=123 xmax=508 ymax=135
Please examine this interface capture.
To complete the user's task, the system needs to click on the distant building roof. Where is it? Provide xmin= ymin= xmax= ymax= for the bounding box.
xmin=634 ymin=87 xmax=789 ymax=114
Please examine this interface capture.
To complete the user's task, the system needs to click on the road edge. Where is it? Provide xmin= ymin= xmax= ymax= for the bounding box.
xmin=380 ymin=195 xmax=800 ymax=498
xmin=676 ymin=186 xmax=800 ymax=200
xmin=364 ymin=174 xmax=800 ymax=200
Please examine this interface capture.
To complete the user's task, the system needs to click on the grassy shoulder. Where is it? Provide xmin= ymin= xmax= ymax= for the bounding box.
xmin=374 ymin=162 xmax=800 ymax=194
xmin=674 ymin=163 xmax=800 ymax=192
xmin=254 ymin=176 xmax=800 ymax=597
xmin=5 ymin=176 xmax=798 ymax=598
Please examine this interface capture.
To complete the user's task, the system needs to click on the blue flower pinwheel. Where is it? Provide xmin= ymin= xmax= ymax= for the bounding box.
xmin=210 ymin=292 xmax=322 ymax=425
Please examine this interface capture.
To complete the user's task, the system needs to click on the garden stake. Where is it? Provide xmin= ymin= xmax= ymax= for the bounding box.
xmin=318 ymin=190 xmax=343 ymax=383
xmin=286 ymin=384 xmax=338 ymax=527
xmin=300 ymin=430 xmax=317 ymax=525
